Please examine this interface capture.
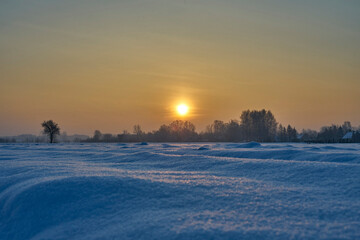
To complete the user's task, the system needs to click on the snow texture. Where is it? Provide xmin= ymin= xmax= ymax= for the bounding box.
xmin=0 ymin=143 xmax=359 ymax=239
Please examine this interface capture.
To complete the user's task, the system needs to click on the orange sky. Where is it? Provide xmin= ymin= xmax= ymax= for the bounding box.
xmin=1 ymin=1 xmax=359 ymax=136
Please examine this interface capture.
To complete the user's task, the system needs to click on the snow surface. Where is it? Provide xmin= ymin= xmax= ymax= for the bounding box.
xmin=0 ymin=143 xmax=360 ymax=239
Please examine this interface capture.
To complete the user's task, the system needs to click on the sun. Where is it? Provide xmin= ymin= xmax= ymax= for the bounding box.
xmin=177 ymin=104 xmax=189 ymax=116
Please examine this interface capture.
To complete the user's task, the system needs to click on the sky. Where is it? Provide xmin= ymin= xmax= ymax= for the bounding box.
xmin=1 ymin=0 xmax=360 ymax=136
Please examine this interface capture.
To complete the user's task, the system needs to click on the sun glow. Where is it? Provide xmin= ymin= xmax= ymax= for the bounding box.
xmin=177 ymin=104 xmax=189 ymax=116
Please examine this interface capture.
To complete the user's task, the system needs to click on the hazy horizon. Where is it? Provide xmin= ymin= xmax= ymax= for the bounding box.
xmin=1 ymin=0 xmax=359 ymax=136
xmin=1 ymin=114 xmax=359 ymax=137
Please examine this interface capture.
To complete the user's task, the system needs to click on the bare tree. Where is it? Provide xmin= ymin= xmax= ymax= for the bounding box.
xmin=41 ymin=120 xmax=60 ymax=143
xmin=240 ymin=109 xmax=278 ymax=142
xmin=93 ymin=130 xmax=102 ymax=142
xmin=133 ymin=124 xmax=143 ymax=136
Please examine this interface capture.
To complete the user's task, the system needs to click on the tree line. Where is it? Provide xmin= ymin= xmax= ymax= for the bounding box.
xmin=85 ymin=109 xmax=360 ymax=143
xmin=1 ymin=109 xmax=358 ymax=143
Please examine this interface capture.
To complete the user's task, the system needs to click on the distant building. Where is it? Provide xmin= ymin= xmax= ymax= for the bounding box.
xmin=342 ymin=132 xmax=353 ymax=140
xmin=342 ymin=131 xmax=354 ymax=143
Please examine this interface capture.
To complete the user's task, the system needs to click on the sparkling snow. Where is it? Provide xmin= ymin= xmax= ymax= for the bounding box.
xmin=0 ymin=143 xmax=359 ymax=239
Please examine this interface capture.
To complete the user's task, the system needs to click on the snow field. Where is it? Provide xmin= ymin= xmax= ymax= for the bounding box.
xmin=0 ymin=143 xmax=359 ymax=239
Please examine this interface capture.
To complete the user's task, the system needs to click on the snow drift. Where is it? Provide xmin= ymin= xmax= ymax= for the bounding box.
xmin=0 ymin=143 xmax=359 ymax=239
